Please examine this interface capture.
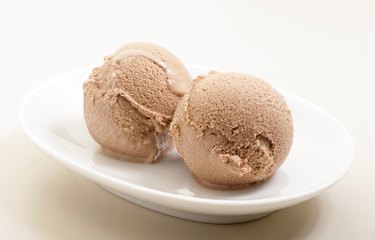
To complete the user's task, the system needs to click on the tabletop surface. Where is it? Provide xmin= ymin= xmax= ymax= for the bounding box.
xmin=1 ymin=0 xmax=374 ymax=239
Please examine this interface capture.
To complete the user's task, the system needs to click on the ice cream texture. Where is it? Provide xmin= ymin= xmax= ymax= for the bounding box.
xmin=83 ymin=42 xmax=191 ymax=163
xmin=170 ymin=72 xmax=293 ymax=188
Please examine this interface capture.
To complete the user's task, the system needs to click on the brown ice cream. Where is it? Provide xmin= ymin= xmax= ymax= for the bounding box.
xmin=84 ymin=42 xmax=191 ymax=163
xmin=170 ymin=72 xmax=293 ymax=189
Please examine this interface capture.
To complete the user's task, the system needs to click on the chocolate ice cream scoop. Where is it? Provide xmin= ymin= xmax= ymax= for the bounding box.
xmin=84 ymin=42 xmax=191 ymax=163
xmin=170 ymin=72 xmax=293 ymax=189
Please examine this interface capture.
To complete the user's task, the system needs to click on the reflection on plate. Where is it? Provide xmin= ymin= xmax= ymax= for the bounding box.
xmin=19 ymin=66 xmax=355 ymax=223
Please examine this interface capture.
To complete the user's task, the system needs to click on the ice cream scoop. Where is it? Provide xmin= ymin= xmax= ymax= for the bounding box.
xmin=170 ymin=72 xmax=293 ymax=189
xmin=84 ymin=42 xmax=191 ymax=163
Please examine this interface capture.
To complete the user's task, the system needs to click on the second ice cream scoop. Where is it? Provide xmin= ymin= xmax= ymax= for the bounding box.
xmin=84 ymin=42 xmax=191 ymax=163
xmin=170 ymin=72 xmax=293 ymax=189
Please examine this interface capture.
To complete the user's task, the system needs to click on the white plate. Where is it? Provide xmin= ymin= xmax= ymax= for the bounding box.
xmin=19 ymin=66 xmax=355 ymax=224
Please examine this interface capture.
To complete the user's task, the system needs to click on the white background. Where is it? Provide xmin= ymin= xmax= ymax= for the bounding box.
xmin=0 ymin=0 xmax=374 ymax=239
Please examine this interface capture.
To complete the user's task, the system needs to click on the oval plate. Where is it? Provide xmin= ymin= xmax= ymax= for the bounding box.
xmin=19 ymin=66 xmax=355 ymax=224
